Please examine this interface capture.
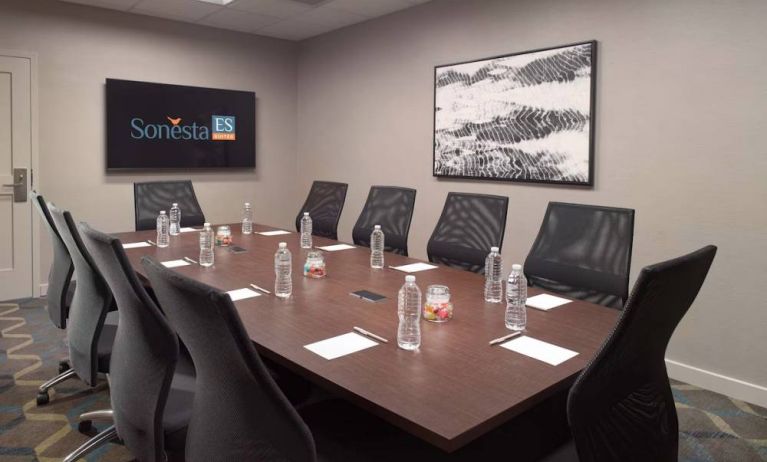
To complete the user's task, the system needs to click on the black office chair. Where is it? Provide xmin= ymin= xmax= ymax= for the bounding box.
xmin=141 ymin=256 xmax=449 ymax=461
xmin=69 ymin=224 xmax=194 ymax=462
xmin=543 ymin=246 xmax=717 ymax=462
xmin=295 ymin=181 xmax=348 ymax=240
xmin=134 ymin=180 xmax=206 ymax=231
xmin=31 ymin=192 xmax=74 ymax=374
xmin=524 ymin=202 xmax=635 ymax=309
xmin=426 ymin=192 xmax=508 ymax=274
xmin=352 ymin=186 xmax=416 ymax=256
xmin=142 ymin=256 xmax=317 ymax=462
xmin=40 ymin=204 xmax=116 ymax=405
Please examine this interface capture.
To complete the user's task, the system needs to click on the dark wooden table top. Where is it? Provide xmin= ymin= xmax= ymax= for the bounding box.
xmin=115 ymin=223 xmax=619 ymax=452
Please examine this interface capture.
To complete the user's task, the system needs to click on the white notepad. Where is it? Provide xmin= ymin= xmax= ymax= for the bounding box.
xmin=500 ymin=336 xmax=579 ymax=366
xmin=304 ymin=332 xmax=378 ymax=360
xmin=161 ymin=259 xmax=191 ymax=268
xmin=180 ymin=227 xmax=200 ymax=233
xmin=390 ymin=262 xmax=438 ymax=273
xmin=318 ymin=244 xmax=356 ymax=252
xmin=226 ymin=288 xmax=261 ymax=302
xmin=526 ymin=294 xmax=572 ymax=311
xmin=258 ymin=230 xmax=291 ymax=236
xmin=122 ymin=242 xmax=152 ymax=249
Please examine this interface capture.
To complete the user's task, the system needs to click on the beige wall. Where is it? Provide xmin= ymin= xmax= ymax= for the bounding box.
xmin=297 ymin=0 xmax=767 ymax=398
xmin=0 ymin=0 xmax=301 ymax=288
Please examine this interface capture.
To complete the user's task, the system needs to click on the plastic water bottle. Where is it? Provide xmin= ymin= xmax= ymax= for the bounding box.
xmin=169 ymin=203 xmax=181 ymax=236
xmin=199 ymin=223 xmax=214 ymax=267
xmin=505 ymin=264 xmax=527 ymax=331
xmin=156 ymin=211 xmax=169 ymax=248
xmin=484 ymin=247 xmax=503 ymax=303
xmin=397 ymin=275 xmax=422 ymax=350
xmin=242 ymin=202 xmax=253 ymax=234
xmin=300 ymin=213 xmax=312 ymax=249
xmin=370 ymin=225 xmax=385 ymax=269
xmin=274 ymin=242 xmax=292 ymax=298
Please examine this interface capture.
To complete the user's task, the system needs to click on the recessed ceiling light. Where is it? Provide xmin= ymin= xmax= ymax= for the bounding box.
xmin=195 ymin=0 xmax=235 ymax=5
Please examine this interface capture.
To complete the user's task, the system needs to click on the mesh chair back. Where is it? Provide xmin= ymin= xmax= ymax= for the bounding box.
xmin=426 ymin=192 xmax=508 ymax=273
xmin=134 ymin=180 xmax=206 ymax=231
xmin=32 ymin=192 xmax=73 ymax=329
xmin=525 ymin=202 xmax=635 ymax=309
xmin=352 ymin=186 xmax=416 ymax=256
xmin=48 ymin=204 xmax=113 ymax=386
xmin=141 ymin=257 xmax=316 ymax=462
xmin=295 ymin=181 xmax=348 ymax=240
xmin=80 ymin=224 xmax=179 ymax=462
xmin=568 ymin=245 xmax=716 ymax=462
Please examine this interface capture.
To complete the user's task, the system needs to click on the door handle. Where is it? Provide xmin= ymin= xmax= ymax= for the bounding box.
xmin=3 ymin=168 xmax=28 ymax=202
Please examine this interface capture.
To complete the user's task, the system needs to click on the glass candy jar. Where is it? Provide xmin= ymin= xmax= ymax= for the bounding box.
xmin=423 ymin=285 xmax=453 ymax=322
xmin=215 ymin=225 xmax=233 ymax=246
xmin=304 ymin=250 xmax=326 ymax=278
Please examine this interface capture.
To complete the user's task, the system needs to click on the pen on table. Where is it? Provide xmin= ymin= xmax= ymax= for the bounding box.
xmin=353 ymin=326 xmax=388 ymax=344
xmin=249 ymin=283 xmax=271 ymax=295
xmin=146 ymin=240 xmax=157 ymax=246
xmin=488 ymin=331 xmax=523 ymax=346
xmin=183 ymin=256 xmax=198 ymax=264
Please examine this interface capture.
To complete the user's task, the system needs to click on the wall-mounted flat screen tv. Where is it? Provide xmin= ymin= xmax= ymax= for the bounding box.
xmin=106 ymin=79 xmax=255 ymax=170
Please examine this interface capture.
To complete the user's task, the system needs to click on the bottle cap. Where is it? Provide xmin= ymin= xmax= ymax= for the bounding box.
xmin=204 ymin=222 xmax=211 ymax=228
xmin=405 ymin=275 xmax=416 ymax=283
xmin=303 ymin=212 xmax=309 ymax=216
xmin=172 ymin=203 xmax=178 ymax=207
xmin=374 ymin=225 xmax=381 ymax=230
xmin=512 ymin=264 xmax=522 ymax=270
xmin=279 ymin=242 xmax=287 ymax=248
xmin=491 ymin=246 xmax=499 ymax=252
xmin=160 ymin=210 xmax=166 ymax=214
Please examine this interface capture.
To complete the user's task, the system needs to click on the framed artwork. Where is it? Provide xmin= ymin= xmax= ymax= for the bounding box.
xmin=433 ymin=41 xmax=596 ymax=186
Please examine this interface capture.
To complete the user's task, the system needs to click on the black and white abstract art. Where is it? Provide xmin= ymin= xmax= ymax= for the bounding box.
xmin=433 ymin=41 xmax=596 ymax=185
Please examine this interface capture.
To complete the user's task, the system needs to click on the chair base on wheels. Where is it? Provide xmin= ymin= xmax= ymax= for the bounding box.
xmin=63 ymin=425 xmax=119 ymax=462
xmin=77 ymin=409 xmax=114 ymax=433
xmin=37 ymin=368 xmax=77 ymax=405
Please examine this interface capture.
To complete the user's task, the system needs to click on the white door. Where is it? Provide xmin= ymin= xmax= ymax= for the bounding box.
xmin=0 ymin=55 xmax=33 ymax=300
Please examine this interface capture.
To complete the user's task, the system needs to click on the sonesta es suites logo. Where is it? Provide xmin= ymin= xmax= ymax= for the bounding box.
xmin=130 ymin=115 xmax=236 ymax=141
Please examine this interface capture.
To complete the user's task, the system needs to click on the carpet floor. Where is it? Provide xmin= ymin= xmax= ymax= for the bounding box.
xmin=1 ymin=299 xmax=765 ymax=461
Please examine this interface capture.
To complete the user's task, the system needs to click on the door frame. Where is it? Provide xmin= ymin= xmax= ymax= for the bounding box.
xmin=0 ymin=50 xmax=40 ymax=297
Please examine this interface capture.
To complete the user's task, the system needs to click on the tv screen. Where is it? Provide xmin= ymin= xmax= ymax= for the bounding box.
xmin=106 ymin=79 xmax=255 ymax=170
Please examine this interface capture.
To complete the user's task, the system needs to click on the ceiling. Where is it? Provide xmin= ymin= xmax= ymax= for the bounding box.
xmin=58 ymin=0 xmax=433 ymax=41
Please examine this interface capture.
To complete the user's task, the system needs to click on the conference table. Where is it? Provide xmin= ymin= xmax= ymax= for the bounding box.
xmin=115 ymin=223 xmax=620 ymax=453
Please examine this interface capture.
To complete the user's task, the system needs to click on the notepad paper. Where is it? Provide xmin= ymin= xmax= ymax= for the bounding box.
xmin=161 ymin=259 xmax=191 ymax=268
xmin=318 ymin=244 xmax=356 ymax=252
xmin=304 ymin=332 xmax=378 ymax=360
xmin=500 ymin=336 xmax=578 ymax=366
xmin=179 ymin=227 xmax=200 ymax=233
xmin=391 ymin=263 xmax=438 ymax=273
xmin=122 ymin=242 xmax=152 ymax=249
xmin=226 ymin=288 xmax=261 ymax=302
xmin=526 ymin=294 xmax=572 ymax=311
xmin=258 ymin=230 xmax=291 ymax=236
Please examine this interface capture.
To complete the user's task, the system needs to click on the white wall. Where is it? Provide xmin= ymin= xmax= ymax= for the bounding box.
xmin=0 ymin=0 xmax=302 ymax=289
xmin=297 ymin=0 xmax=767 ymax=404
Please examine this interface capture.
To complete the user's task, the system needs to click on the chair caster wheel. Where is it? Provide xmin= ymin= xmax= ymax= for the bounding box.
xmin=58 ymin=361 xmax=70 ymax=374
xmin=36 ymin=392 xmax=50 ymax=406
xmin=78 ymin=420 xmax=93 ymax=433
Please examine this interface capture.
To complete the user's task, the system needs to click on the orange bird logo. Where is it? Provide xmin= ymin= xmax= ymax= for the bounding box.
xmin=167 ymin=116 xmax=182 ymax=126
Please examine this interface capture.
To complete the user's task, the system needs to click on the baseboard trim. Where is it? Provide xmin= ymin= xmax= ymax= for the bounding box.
xmin=666 ymin=358 xmax=767 ymax=408
xmin=39 ymin=283 xmax=48 ymax=297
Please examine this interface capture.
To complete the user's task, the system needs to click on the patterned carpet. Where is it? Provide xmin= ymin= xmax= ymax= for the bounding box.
xmin=1 ymin=299 xmax=766 ymax=461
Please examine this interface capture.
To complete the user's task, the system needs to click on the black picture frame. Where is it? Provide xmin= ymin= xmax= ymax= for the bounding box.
xmin=432 ymin=40 xmax=597 ymax=186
